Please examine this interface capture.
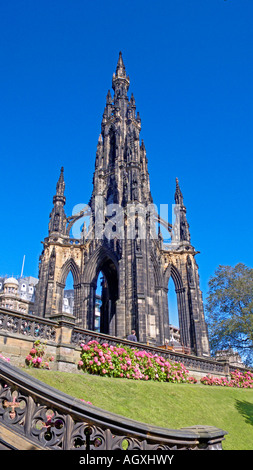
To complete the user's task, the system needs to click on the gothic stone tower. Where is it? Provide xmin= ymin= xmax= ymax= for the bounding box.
xmin=34 ymin=53 xmax=210 ymax=357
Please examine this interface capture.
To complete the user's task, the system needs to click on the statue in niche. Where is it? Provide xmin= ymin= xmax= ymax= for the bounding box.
xmin=136 ymin=238 xmax=141 ymax=253
xmin=127 ymin=105 xmax=133 ymax=120
xmin=187 ymin=255 xmax=194 ymax=287
xmin=48 ymin=250 xmax=56 ymax=280
xmin=132 ymin=171 xmax=138 ymax=201
xmin=127 ymin=147 xmax=132 ymax=162
xmin=180 ymin=215 xmax=190 ymax=242
xmin=83 ymin=249 xmax=88 ymax=264
xmin=53 ymin=213 xmax=60 ymax=231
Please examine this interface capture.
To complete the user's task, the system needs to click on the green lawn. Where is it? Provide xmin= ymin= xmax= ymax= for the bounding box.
xmin=25 ymin=368 xmax=253 ymax=450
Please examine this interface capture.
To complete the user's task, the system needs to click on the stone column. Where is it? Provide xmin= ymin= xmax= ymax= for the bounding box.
xmin=51 ymin=313 xmax=77 ymax=372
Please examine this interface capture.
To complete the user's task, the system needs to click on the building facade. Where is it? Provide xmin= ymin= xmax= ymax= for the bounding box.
xmin=0 ymin=276 xmax=38 ymax=314
xmin=34 ymin=53 xmax=210 ymax=356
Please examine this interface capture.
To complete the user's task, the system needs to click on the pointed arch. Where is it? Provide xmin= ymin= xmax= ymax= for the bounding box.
xmin=83 ymin=244 xmax=119 ymax=285
xmin=83 ymin=244 xmax=119 ymax=335
xmin=164 ymin=263 xmax=184 ymax=292
xmin=60 ymin=258 xmax=81 ymax=287
xmin=163 ymin=262 xmax=192 ymax=349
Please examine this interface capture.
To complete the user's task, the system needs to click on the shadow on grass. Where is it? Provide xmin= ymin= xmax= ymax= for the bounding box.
xmin=235 ymin=400 xmax=253 ymax=426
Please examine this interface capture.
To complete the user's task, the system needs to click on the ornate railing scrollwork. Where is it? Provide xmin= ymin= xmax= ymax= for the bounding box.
xmin=0 ymin=308 xmax=57 ymax=342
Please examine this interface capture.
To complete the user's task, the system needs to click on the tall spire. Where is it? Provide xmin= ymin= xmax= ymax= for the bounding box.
xmin=174 ymin=178 xmax=191 ymax=243
xmin=175 ymin=177 xmax=183 ymax=206
xmin=91 ymin=53 xmax=152 ymax=208
xmin=55 ymin=167 xmax=65 ymax=200
xmin=49 ymin=167 xmax=67 ymax=236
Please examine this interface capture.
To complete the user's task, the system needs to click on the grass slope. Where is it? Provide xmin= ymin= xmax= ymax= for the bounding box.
xmin=25 ymin=368 xmax=253 ymax=450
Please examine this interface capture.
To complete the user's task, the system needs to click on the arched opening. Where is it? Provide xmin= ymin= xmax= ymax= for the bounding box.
xmin=58 ymin=258 xmax=81 ymax=319
xmin=165 ymin=264 xmax=192 ymax=352
xmin=167 ymin=277 xmax=181 ymax=348
xmin=91 ymin=256 xmax=119 ymax=335
xmin=62 ymin=271 xmax=74 ymax=315
xmin=94 ymin=271 xmax=103 ymax=331
xmin=168 ymin=277 xmax=179 ymax=327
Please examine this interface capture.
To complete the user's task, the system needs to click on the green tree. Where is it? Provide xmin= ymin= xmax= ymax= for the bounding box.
xmin=205 ymin=263 xmax=253 ymax=366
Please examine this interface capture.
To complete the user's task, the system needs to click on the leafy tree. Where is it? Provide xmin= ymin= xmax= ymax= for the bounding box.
xmin=205 ymin=263 xmax=253 ymax=366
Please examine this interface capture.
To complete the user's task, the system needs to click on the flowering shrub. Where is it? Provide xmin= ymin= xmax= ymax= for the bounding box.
xmin=25 ymin=340 xmax=54 ymax=369
xmin=200 ymin=375 xmax=230 ymax=386
xmin=200 ymin=369 xmax=253 ymax=388
xmin=78 ymin=340 xmax=197 ymax=384
xmin=80 ymin=399 xmax=93 ymax=405
xmin=230 ymin=369 xmax=253 ymax=388
xmin=0 ymin=353 xmax=10 ymax=362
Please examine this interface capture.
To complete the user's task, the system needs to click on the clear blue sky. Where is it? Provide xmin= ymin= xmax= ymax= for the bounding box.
xmin=0 ymin=0 xmax=252 ymax=317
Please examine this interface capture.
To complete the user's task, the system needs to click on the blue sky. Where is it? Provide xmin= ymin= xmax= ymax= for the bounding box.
xmin=0 ymin=0 xmax=252 ymax=321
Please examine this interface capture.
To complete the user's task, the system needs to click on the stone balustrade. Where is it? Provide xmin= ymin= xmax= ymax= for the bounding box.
xmin=0 ymin=307 xmax=248 ymax=379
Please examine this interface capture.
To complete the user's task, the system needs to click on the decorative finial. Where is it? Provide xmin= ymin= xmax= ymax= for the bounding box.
xmin=56 ymin=166 xmax=65 ymax=197
xmin=112 ymin=52 xmax=130 ymax=93
xmin=175 ymin=177 xmax=183 ymax=205
xmin=115 ymin=51 xmax=126 ymax=78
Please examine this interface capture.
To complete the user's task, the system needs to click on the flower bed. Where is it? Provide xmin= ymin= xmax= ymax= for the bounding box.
xmin=25 ymin=340 xmax=54 ymax=369
xmin=78 ymin=340 xmax=197 ymax=383
xmin=200 ymin=369 xmax=253 ymax=388
xmin=0 ymin=353 xmax=10 ymax=362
